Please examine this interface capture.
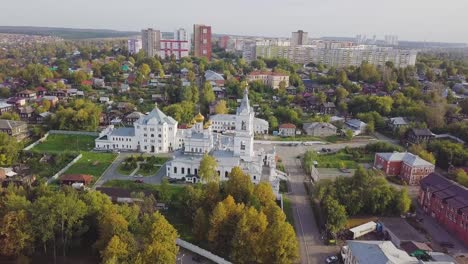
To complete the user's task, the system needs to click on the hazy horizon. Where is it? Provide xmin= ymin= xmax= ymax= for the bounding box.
xmin=1 ymin=0 xmax=467 ymax=43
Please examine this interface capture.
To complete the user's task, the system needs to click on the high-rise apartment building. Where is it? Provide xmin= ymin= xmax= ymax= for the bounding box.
xmin=160 ymin=28 xmax=189 ymax=60
xmin=127 ymin=38 xmax=142 ymax=54
xmin=291 ymin=30 xmax=308 ymax=46
xmin=141 ymin=28 xmax=161 ymax=58
xmin=384 ymin=35 xmax=399 ymax=46
xmin=193 ymin=24 xmax=212 ymax=60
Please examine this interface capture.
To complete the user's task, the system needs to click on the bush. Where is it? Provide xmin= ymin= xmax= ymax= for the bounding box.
xmin=365 ymin=142 xmax=403 ymax=153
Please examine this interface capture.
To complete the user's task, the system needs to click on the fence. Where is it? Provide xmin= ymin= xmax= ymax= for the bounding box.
xmin=46 ymin=153 xmax=82 ymax=185
xmin=176 ymin=238 xmax=232 ymax=264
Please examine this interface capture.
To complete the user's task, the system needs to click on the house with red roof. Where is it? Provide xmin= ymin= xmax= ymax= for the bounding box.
xmin=59 ymin=174 xmax=93 ymax=186
xmin=279 ymin=123 xmax=297 ymax=137
xmin=374 ymin=152 xmax=435 ymax=185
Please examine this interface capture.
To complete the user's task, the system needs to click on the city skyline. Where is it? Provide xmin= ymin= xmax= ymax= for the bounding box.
xmin=1 ymin=0 xmax=467 ymax=44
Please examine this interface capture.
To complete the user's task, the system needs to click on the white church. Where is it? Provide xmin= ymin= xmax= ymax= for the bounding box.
xmin=95 ymin=89 xmax=285 ymax=192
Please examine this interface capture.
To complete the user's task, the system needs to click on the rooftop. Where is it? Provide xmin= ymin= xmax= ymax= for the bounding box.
xmin=279 ymin=123 xmax=296 ymax=129
xmin=377 ymin=152 xmax=434 ymax=167
xmin=0 ymin=119 xmax=27 ymax=129
xmin=346 ymin=240 xmax=418 ymax=264
xmin=110 ymin=127 xmax=135 ymax=137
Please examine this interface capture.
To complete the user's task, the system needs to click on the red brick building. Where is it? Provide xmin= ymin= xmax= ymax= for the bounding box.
xmin=193 ymin=24 xmax=212 ymax=60
xmin=374 ymin=152 xmax=435 ymax=185
xmin=419 ymin=173 xmax=468 ymax=247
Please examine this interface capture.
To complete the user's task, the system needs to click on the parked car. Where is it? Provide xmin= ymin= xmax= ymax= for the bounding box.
xmin=440 ymin=241 xmax=455 ymax=248
xmin=134 ymin=179 xmax=143 ymax=183
xmin=325 ymin=255 xmax=339 ymax=264
xmin=340 ymin=168 xmax=351 ymax=173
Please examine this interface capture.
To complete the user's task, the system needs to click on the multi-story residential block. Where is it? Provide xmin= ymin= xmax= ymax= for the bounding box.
xmin=246 ymin=71 xmax=289 ymax=89
xmin=374 ymin=152 xmax=435 ymax=185
xmin=244 ymin=42 xmax=417 ymax=68
xmin=218 ymin=35 xmax=229 ymax=49
xmin=291 ymin=30 xmax=308 ymax=46
xmin=127 ymin=38 xmax=142 ymax=54
xmin=385 ymin=35 xmax=399 ymax=46
xmin=193 ymin=24 xmax=212 ymax=60
xmin=419 ymin=173 xmax=468 ymax=247
xmin=141 ymin=28 xmax=161 ymax=58
xmin=160 ymin=28 xmax=189 ymax=60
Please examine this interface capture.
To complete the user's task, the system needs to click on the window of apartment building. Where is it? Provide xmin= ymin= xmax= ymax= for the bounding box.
xmin=174 ymin=167 xmax=177 ymax=173
xmin=187 ymin=168 xmax=191 ymax=175
xmin=158 ymin=134 xmax=162 ymax=138
xmin=150 ymin=128 xmax=154 ymax=131
xmin=182 ymin=168 xmax=185 ymax=174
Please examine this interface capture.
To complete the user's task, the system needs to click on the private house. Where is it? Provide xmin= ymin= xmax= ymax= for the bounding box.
xmin=35 ymin=112 xmax=53 ymax=124
xmin=212 ymin=86 xmax=225 ymax=99
xmin=320 ymin=102 xmax=336 ymax=115
xmin=406 ymin=128 xmax=435 ymax=145
xmin=374 ymin=152 xmax=435 ymax=185
xmin=48 ymin=90 xmax=68 ymax=99
xmin=99 ymin=97 xmax=111 ymax=104
xmin=39 ymin=95 xmax=59 ymax=106
xmin=419 ymin=173 xmax=468 ymax=247
xmin=0 ymin=119 xmax=28 ymax=140
xmin=303 ymin=122 xmax=337 ymax=137
xmin=7 ymin=97 xmax=26 ymax=107
xmin=0 ymin=102 xmax=13 ymax=114
xmin=18 ymin=106 xmax=34 ymax=121
xmin=389 ymin=117 xmax=409 ymax=131
xmin=286 ymin=86 xmax=297 ymax=95
xmin=59 ymin=174 xmax=93 ymax=186
xmin=279 ymin=123 xmax=296 ymax=137
xmin=35 ymin=86 xmax=47 ymax=96
xmin=345 ymin=119 xmax=367 ymax=136
xmin=124 ymin=112 xmax=144 ymax=126
xmin=16 ymin=90 xmax=37 ymax=100
xmin=93 ymin=78 xmax=105 ymax=88
xmin=204 ymin=70 xmax=225 ymax=87
xmin=119 ymin=83 xmax=130 ymax=93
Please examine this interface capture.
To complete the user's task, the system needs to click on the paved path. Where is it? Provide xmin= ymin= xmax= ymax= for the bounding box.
xmin=94 ymin=153 xmax=167 ymax=188
xmin=275 ymin=145 xmax=339 ymax=264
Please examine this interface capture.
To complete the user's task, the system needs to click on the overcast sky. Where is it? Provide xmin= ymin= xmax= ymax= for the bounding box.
xmin=2 ymin=0 xmax=467 ymax=43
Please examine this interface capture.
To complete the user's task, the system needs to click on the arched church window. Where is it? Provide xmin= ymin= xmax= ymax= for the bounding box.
xmin=242 ymin=121 xmax=246 ymax=130
xmin=241 ymin=141 xmax=246 ymax=150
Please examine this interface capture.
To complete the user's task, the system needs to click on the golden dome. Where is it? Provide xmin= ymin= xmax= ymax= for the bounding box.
xmin=194 ymin=112 xmax=205 ymax=123
xmin=190 ymin=118 xmax=197 ymax=125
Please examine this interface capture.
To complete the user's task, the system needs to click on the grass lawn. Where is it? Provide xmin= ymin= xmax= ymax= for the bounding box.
xmin=117 ymin=163 xmax=137 ymax=176
xmin=64 ymin=152 xmax=117 ymax=183
xmin=137 ymin=165 xmax=161 ymax=176
xmin=103 ymin=180 xmax=184 ymax=198
xmin=32 ymin=134 xmax=96 ymax=153
xmin=283 ymin=196 xmax=295 ymax=227
xmin=312 ymin=151 xmax=373 ymax=169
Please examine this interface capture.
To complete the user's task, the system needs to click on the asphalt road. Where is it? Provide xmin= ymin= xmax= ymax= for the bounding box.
xmin=93 ymin=152 xmax=167 ymax=188
xmin=269 ymin=144 xmax=342 ymax=264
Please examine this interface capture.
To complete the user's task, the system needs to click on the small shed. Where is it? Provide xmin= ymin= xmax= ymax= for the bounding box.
xmin=60 ymin=174 xmax=93 ymax=186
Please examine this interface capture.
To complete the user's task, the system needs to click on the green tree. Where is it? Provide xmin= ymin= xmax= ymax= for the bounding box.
xmin=202 ymin=81 xmax=216 ymax=105
xmin=455 ymin=169 xmax=468 ymax=187
xmin=263 ymin=220 xmax=299 ymax=264
xmin=214 ymin=100 xmax=228 ymax=114
xmin=101 ymin=235 xmax=129 ymax=264
xmin=0 ymin=112 xmax=20 ymax=121
xmin=225 ymin=167 xmax=254 ymax=204
xmin=199 ymin=154 xmax=219 ymax=183
xmin=0 ymin=210 xmax=33 ymax=256
xmin=138 ymin=212 xmax=179 ymax=264
xmin=158 ymin=179 xmax=171 ymax=202
xmin=138 ymin=63 xmax=151 ymax=77
xmin=191 ymin=85 xmax=200 ymax=104
xmin=231 ymin=207 xmax=268 ymax=263
xmin=193 ymin=208 xmax=208 ymax=242
xmin=0 ymin=132 xmax=21 ymax=166
xmin=409 ymin=145 xmax=436 ymax=164
xmin=323 ymin=197 xmax=347 ymax=234
xmin=345 ymin=129 xmax=354 ymax=140
xmin=396 ymin=188 xmax=411 ymax=214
